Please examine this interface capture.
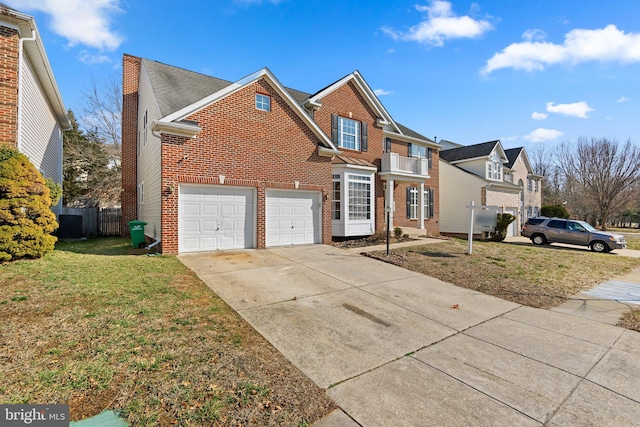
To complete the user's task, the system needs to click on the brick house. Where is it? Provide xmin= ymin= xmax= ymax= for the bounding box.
xmin=122 ymin=55 xmax=439 ymax=254
xmin=439 ymin=140 xmax=542 ymax=237
xmin=0 ymin=3 xmax=70 ymax=214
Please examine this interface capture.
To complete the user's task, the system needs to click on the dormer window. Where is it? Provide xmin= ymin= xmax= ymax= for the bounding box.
xmin=256 ymin=94 xmax=270 ymax=111
xmin=487 ymin=151 xmax=502 ymax=180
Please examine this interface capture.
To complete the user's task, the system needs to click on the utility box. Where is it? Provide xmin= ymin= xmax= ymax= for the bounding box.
xmin=127 ymin=220 xmax=147 ymax=248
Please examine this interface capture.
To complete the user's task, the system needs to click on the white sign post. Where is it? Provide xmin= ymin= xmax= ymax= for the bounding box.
xmin=465 ymin=201 xmax=499 ymax=254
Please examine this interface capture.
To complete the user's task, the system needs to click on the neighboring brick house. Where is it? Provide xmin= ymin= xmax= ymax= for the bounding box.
xmin=439 ymin=140 xmax=542 ymax=237
xmin=0 ymin=3 xmax=70 ymax=214
xmin=121 ymin=55 xmax=439 ymax=254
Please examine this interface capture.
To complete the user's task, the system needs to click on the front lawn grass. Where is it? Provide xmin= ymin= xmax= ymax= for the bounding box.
xmin=366 ymin=239 xmax=640 ymax=309
xmin=0 ymin=238 xmax=334 ymax=426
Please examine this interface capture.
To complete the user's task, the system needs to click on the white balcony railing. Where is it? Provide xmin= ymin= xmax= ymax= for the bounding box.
xmin=380 ymin=152 xmax=429 ymax=177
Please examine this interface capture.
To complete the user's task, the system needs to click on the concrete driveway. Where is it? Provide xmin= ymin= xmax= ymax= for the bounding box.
xmin=179 ymin=245 xmax=640 ymax=426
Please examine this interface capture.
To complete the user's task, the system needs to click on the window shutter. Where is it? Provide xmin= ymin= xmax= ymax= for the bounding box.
xmin=427 ymin=148 xmax=433 ymax=170
xmin=428 ymin=188 xmax=434 ymax=219
xmin=331 ymin=114 xmax=338 ymax=145
xmin=361 ymin=121 xmax=368 ymax=151
xmin=406 ymin=187 xmax=411 ymax=218
xmin=408 ymin=143 xmax=413 ymax=157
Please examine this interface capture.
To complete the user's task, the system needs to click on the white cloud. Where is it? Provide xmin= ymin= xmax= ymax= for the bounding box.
xmin=374 ymin=89 xmax=392 ymax=96
xmin=382 ymin=1 xmax=493 ymax=47
xmin=531 ymin=112 xmax=548 ymax=120
xmin=10 ymin=0 xmax=123 ymax=50
xmin=618 ymin=96 xmax=630 ymax=103
xmin=482 ymin=24 xmax=640 ymax=74
xmin=522 ymin=29 xmax=546 ymax=42
xmin=546 ymin=101 xmax=593 ymax=118
xmin=524 ymin=128 xmax=563 ymax=142
xmin=79 ymin=51 xmax=111 ymax=65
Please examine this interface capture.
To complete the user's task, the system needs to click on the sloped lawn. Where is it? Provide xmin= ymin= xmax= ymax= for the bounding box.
xmin=0 ymin=238 xmax=334 ymax=426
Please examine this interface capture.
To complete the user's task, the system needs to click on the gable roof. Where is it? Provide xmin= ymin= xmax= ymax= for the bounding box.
xmin=439 ymin=140 xmax=501 ymax=162
xmin=0 ymin=4 xmax=70 ymax=129
xmin=304 ymin=71 xmax=397 ymax=130
xmin=503 ymin=147 xmax=523 ymax=169
xmin=149 ymin=65 xmax=340 ymax=154
xmin=142 ymin=59 xmax=233 ymax=117
xmin=141 ymin=57 xmax=434 ymax=154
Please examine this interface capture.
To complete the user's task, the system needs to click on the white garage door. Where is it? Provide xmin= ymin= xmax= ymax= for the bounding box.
xmin=266 ymin=190 xmax=320 ymax=247
xmin=179 ymin=185 xmax=255 ymax=253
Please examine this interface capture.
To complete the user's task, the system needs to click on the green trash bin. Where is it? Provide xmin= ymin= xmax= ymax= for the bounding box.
xmin=127 ymin=220 xmax=147 ymax=248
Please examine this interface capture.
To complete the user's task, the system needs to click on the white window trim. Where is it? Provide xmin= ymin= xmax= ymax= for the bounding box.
xmin=142 ymin=109 xmax=148 ymax=148
xmin=408 ymin=187 xmax=430 ymax=220
xmin=256 ymin=93 xmax=270 ymax=112
xmin=339 ymin=117 xmax=361 ymax=151
xmin=347 ymin=173 xmax=371 ymax=220
xmin=138 ymin=182 xmax=144 ymax=205
xmin=332 ymin=174 xmax=341 ymax=220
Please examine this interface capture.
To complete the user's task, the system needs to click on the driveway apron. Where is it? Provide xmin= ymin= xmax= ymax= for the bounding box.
xmin=179 ymin=245 xmax=640 ymax=427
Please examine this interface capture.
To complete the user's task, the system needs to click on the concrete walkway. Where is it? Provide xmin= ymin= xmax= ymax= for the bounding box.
xmin=179 ymin=242 xmax=640 ymax=426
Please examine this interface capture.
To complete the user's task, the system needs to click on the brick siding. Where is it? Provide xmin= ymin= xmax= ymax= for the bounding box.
xmin=0 ymin=25 xmax=19 ymax=147
xmin=159 ymin=79 xmax=332 ymax=253
xmin=314 ymin=82 xmax=440 ymax=236
xmin=121 ymin=54 xmax=141 ymax=236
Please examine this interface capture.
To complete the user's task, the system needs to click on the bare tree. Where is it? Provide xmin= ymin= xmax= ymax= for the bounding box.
xmin=529 ymin=143 xmax=563 ymax=206
xmin=81 ymin=75 xmax=122 ymax=173
xmin=558 ymin=138 xmax=640 ymax=230
xmin=77 ymin=75 xmax=122 ymax=207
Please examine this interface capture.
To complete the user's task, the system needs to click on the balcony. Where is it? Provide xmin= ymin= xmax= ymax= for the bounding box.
xmin=380 ymin=152 xmax=430 ymax=180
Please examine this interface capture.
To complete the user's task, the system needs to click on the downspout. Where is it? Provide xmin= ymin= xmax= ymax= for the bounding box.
xmin=17 ymin=29 xmax=36 ymax=152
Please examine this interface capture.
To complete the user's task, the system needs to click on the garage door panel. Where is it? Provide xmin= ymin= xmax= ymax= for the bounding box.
xmin=179 ymin=185 xmax=255 ymax=253
xmin=182 ymin=203 xmax=201 ymax=215
xmin=266 ymin=190 xmax=320 ymax=247
xmin=202 ymin=220 xmax=218 ymax=232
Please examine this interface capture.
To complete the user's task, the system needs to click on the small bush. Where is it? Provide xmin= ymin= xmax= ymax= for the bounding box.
xmin=488 ymin=213 xmax=516 ymax=242
xmin=393 ymin=227 xmax=403 ymax=239
xmin=0 ymin=144 xmax=58 ymax=262
xmin=541 ymin=204 xmax=570 ymax=219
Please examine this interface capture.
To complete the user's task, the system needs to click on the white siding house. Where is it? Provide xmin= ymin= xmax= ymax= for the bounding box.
xmin=439 ymin=141 xmax=539 ymax=237
xmin=136 ymin=64 xmax=163 ymax=240
xmin=1 ymin=5 xmax=70 ymax=215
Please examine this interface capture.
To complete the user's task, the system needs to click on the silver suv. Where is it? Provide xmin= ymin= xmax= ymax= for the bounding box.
xmin=521 ymin=217 xmax=627 ymax=253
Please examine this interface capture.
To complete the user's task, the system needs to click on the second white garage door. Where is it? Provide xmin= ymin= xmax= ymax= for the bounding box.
xmin=266 ymin=190 xmax=321 ymax=246
xmin=179 ymin=185 xmax=255 ymax=253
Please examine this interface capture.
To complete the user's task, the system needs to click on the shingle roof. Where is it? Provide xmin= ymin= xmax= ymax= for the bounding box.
xmin=142 ymin=59 xmax=234 ymax=117
xmin=439 ymin=140 xmax=500 ymax=162
xmin=285 ymin=87 xmax=311 ymax=105
xmin=141 ymin=58 xmax=433 ymax=145
xmin=503 ymin=147 xmax=523 ymax=169
xmin=332 ymin=155 xmax=376 ymax=168
xmin=396 ymin=123 xmax=433 ymax=143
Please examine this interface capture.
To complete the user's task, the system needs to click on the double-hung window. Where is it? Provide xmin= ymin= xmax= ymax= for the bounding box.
xmin=331 ymin=114 xmax=368 ymax=151
xmin=409 ymin=144 xmax=427 ymax=158
xmin=348 ymin=174 xmax=371 ymax=220
xmin=339 ymin=117 xmax=360 ymax=150
xmin=407 ymin=187 xmax=433 ymax=219
xmin=332 ymin=174 xmax=341 ymax=220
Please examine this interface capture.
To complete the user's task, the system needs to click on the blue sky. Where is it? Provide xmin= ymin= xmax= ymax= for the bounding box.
xmin=8 ymin=0 xmax=640 ymax=151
